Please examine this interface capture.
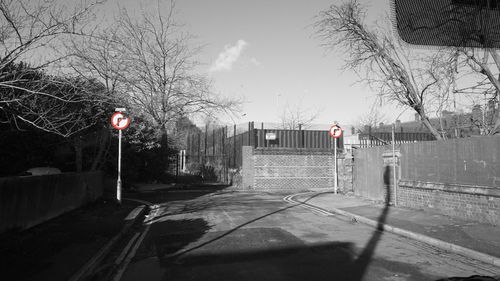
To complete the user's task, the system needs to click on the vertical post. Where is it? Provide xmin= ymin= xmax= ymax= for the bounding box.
xmin=252 ymin=121 xmax=256 ymax=148
xmin=247 ymin=122 xmax=251 ymax=145
xmin=368 ymin=125 xmax=372 ymax=146
xmin=261 ymin=122 xmax=264 ymax=148
xmin=233 ymin=124 xmax=236 ymax=167
xmin=299 ymin=124 xmax=303 ymax=148
xmin=197 ymin=132 xmax=201 ymax=163
xmin=117 ymin=129 xmax=122 ymax=204
xmin=223 ymin=126 xmax=227 ymax=184
xmin=392 ymin=124 xmax=397 ymax=206
xmin=334 ymin=137 xmax=338 ymax=194
xmin=204 ymin=125 xmax=208 ymax=163
xmin=175 ymin=151 xmax=179 ymax=183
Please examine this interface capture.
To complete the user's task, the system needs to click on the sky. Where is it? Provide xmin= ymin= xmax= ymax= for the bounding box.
xmin=100 ymin=0 xmax=415 ymax=128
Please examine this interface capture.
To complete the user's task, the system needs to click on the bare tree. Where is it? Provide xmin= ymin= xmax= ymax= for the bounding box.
xmin=0 ymin=0 xmax=108 ymax=137
xmin=355 ymin=105 xmax=387 ymax=131
xmin=0 ymin=62 xmax=113 ymax=137
xmin=279 ymin=101 xmax=321 ymax=130
xmin=452 ymin=47 xmax=500 ymax=134
xmin=0 ymin=0 xmax=103 ymax=73
xmin=315 ymin=0 xmax=459 ymax=140
xmin=107 ymin=2 xmax=239 ymax=140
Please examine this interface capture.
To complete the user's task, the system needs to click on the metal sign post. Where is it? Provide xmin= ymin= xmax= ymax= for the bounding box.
xmin=111 ymin=109 xmax=130 ymax=204
xmin=329 ymin=125 xmax=343 ymax=194
xmin=117 ymin=129 xmax=122 ymax=203
xmin=334 ymin=137 xmax=338 ymax=193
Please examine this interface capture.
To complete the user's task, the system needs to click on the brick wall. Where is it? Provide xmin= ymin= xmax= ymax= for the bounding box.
xmin=398 ymin=180 xmax=500 ymax=225
xmin=394 ymin=137 xmax=500 ymax=225
xmin=240 ymin=146 xmax=352 ymax=191
xmin=352 ymin=137 xmax=500 ymax=225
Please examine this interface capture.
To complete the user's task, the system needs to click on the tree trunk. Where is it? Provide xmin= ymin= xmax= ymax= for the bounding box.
xmin=90 ymin=128 xmax=110 ymax=171
xmin=74 ymin=136 xmax=83 ymax=172
xmin=420 ymin=116 xmax=443 ymax=140
xmin=160 ymin=125 xmax=169 ymax=176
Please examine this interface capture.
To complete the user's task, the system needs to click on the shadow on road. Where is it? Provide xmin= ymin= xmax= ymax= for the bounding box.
xmin=126 ymin=164 xmax=438 ymax=281
xmin=128 ymin=183 xmax=231 ymax=204
xmin=129 ymin=167 xmax=401 ymax=281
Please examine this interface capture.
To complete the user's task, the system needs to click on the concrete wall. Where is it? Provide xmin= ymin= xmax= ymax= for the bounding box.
xmin=0 ymin=171 xmax=103 ymax=233
xmin=240 ymin=146 xmax=352 ymax=192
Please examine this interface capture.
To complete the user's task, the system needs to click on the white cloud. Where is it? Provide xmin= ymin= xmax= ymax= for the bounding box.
xmin=210 ymin=39 xmax=248 ymax=72
xmin=250 ymin=57 xmax=262 ymax=66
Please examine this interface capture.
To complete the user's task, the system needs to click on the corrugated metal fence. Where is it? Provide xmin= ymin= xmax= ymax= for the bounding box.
xmin=186 ymin=122 xmax=342 ymax=171
xmin=400 ymin=136 xmax=500 ymax=187
xmin=353 ymin=136 xmax=500 ymax=201
xmin=358 ymin=132 xmax=435 ymax=148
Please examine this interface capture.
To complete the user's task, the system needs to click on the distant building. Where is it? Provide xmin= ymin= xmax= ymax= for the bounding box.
xmin=344 ymin=102 xmax=498 ymax=149
xmin=369 ymin=102 xmax=498 ymax=139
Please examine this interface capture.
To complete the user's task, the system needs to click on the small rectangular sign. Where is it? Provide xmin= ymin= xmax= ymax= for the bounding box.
xmin=265 ymin=133 xmax=277 ymax=140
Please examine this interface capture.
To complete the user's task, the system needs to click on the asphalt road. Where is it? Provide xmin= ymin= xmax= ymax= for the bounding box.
xmin=118 ymin=187 xmax=500 ymax=281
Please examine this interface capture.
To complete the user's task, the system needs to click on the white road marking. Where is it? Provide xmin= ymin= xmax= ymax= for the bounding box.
xmin=112 ymin=225 xmax=151 ymax=281
xmin=112 ymin=201 xmax=158 ymax=281
xmin=124 ymin=205 xmax=145 ymax=221
xmin=115 ymin=232 xmax=140 ymax=266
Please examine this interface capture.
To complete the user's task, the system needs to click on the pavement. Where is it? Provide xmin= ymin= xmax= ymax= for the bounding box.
xmin=0 ymin=198 xmax=144 ymax=281
xmin=292 ymin=191 xmax=500 ymax=267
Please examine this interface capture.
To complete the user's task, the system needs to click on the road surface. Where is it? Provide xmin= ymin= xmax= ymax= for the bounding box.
xmin=117 ymin=187 xmax=500 ymax=281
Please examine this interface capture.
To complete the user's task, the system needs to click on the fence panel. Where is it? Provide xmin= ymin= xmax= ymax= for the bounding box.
xmin=400 ymin=136 xmax=500 ymax=187
xmin=353 ymin=145 xmax=388 ymax=201
xmin=185 ymin=122 xmax=343 ymax=172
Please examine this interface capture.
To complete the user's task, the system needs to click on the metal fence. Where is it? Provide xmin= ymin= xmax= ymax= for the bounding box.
xmin=185 ymin=122 xmax=342 ymax=171
xmin=357 ymin=132 xmax=436 ymax=148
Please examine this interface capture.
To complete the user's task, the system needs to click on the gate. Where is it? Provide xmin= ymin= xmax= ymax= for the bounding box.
xmin=353 ymin=146 xmax=387 ymax=201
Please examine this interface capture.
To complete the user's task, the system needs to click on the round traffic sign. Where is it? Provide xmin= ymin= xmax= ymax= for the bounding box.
xmin=329 ymin=125 xmax=342 ymax=138
xmin=111 ymin=112 xmax=131 ymax=130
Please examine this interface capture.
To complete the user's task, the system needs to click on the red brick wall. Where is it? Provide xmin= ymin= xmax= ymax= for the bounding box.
xmin=398 ymin=180 xmax=500 ymax=225
xmin=395 ymin=137 xmax=500 ymax=225
xmin=240 ymin=146 xmax=353 ymax=191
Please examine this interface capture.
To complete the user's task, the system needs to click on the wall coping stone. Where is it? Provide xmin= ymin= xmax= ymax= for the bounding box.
xmin=382 ymin=151 xmax=401 ymax=158
xmin=399 ymin=179 xmax=500 ymax=198
xmin=254 ymin=147 xmax=343 ymax=156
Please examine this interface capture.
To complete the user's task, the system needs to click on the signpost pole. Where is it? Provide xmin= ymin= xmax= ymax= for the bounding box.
xmin=392 ymin=124 xmax=397 ymax=206
xmin=334 ymin=137 xmax=338 ymax=194
xmin=111 ymin=108 xmax=129 ymax=205
xmin=329 ymin=124 xmax=342 ymax=195
xmin=117 ymin=129 xmax=122 ymax=204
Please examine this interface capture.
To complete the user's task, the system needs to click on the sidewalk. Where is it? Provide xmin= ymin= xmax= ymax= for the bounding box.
xmin=0 ymin=199 xmax=143 ymax=281
xmin=294 ymin=192 xmax=500 ymax=264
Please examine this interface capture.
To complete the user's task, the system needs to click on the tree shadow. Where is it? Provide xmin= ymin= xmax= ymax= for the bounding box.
xmin=129 ymin=183 xmax=231 ymax=204
xmin=135 ymin=174 xmax=398 ymax=281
